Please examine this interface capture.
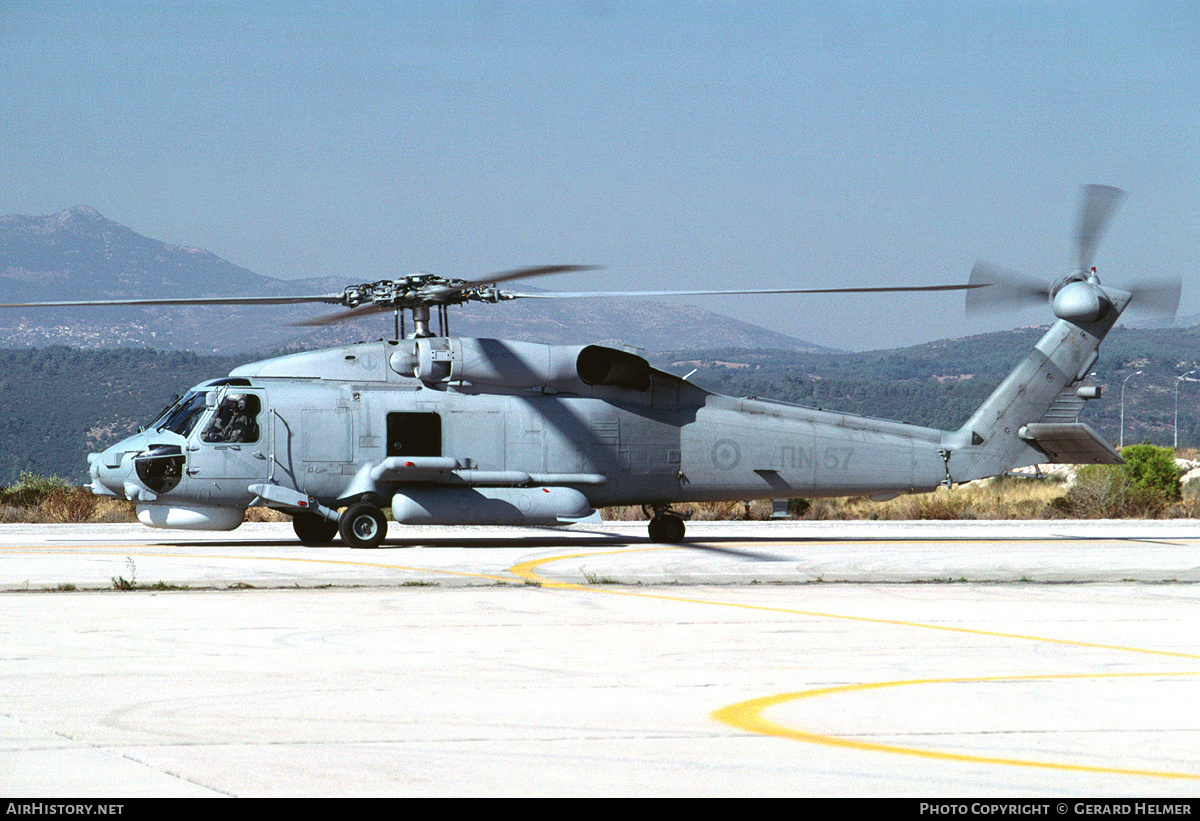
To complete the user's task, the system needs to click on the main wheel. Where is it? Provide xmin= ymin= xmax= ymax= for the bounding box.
xmin=647 ymin=514 xmax=685 ymax=543
xmin=292 ymin=511 xmax=339 ymax=546
xmin=339 ymin=502 xmax=388 ymax=549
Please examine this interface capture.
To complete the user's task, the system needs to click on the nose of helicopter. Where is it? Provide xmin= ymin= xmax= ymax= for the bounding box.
xmin=86 ymin=447 xmax=125 ymax=498
xmin=87 ymin=435 xmax=189 ymax=502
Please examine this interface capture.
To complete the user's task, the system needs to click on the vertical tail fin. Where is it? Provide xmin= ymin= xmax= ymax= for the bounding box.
xmin=946 ymin=285 xmax=1131 ymax=481
xmin=941 ymin=185 xmax=1182 ymax=482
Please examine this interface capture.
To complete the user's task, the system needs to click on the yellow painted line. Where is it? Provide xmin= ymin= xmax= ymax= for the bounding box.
xmin=706 ymin=537 xmax=1200 ymax=547
xmin=508 ymin=545 xmax=681 ymax=588
xmin=512 ymin=547 xmax=1200 ymax=661
xmin=711 ymin=671 xmax=1200 ymax=781
xmin=1 ymin=546 xmax=517 ymax=585
xmin=513 ymin=545 xmax=1200 ymax=781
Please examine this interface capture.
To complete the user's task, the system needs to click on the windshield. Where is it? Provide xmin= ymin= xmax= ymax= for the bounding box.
xmin=153 ymin=391 xmax=211 ymax=438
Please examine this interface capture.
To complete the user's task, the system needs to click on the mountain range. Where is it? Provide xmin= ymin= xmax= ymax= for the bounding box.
xmin=2 ymin=206 xmax=1197 ymax=485
xmin=0 ymin=206 xmax=836 ymax=355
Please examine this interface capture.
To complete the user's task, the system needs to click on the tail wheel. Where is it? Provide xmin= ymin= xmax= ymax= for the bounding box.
xmin=339 ymin=502 xmax=388 ymax=549
xmin=292 ymin=511 xmax=339 ymax=546
xmin=648 ymin=513 xmax=685 ymax=543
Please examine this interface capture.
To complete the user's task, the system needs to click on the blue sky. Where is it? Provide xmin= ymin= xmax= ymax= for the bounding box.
xmin=3 ymin=1 xmax=1198 ymax=350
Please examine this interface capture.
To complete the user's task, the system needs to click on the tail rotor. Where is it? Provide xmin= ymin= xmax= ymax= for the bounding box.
xmin=965 ymin=184 xmax=1180 ymax=322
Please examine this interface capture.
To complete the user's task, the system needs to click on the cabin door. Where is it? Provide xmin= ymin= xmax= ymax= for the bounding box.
xmin=184 ymin=387 xmax=271 ymax=501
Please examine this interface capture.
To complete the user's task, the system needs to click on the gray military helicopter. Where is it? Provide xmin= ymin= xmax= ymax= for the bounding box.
xmin=2 ymin=185 xmax=1181 ymax=547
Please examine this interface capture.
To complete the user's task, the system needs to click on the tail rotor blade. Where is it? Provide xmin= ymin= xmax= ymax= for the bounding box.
xmin=1076 ymin=184 xmax=1126 ymax=271
xmin=1124 ymin=279 xmax=1182 ymax=319
xmin=965 ymin=261 xmax=1050 ymax=314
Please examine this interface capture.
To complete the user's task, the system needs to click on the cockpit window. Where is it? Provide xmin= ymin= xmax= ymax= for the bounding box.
xmin=154 ymin=391 xmax=211 ymax=438
xmin=201 ymin=393 xmax=261 ymax=443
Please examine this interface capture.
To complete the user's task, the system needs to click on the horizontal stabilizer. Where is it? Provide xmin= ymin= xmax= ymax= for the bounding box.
xmin=1017 ymin=422 xmax=1123 ymax=465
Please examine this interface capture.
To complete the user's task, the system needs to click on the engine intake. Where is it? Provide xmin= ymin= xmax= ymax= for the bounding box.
xmin=576 ymin=345 xmax=651 ymax=391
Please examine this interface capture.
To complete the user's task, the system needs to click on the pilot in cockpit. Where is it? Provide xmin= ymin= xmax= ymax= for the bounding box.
xmin=202 ymin=394 xmax=260 ymax=443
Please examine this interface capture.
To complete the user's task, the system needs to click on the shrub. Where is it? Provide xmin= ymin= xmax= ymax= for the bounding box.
xmin=0 ymin=472 xmax=74 ymax=508
xmin=1120 ymin=444 xmax=1182 ymax=501
xmin=787 ymin=498 xmax=811 ymax=516
xmin=0 ymin=471 xmax=134 ymax=523
xmin=1057 ymin=459 xmax=1174 ymax=518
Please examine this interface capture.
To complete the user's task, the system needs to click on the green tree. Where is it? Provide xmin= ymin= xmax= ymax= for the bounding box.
xmin=1120 ymin=444 xmax=1182 ymax=501
xmin=1059 ymin=445 xmax=1182 ymax=517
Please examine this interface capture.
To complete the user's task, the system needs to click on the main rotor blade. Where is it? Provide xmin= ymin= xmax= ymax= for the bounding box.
xmin=1076 ymin=184 xmax=1126 ymax=271
xmin=506 ymin=283 xmax=984 ymax=299
xmin=292 ymin=303 xmax=393 ymax=327
xmin=0 ymin=294 xmax=345 ymax=308
xmin=0 ymin=265 xmax=599 ymax=313
xmin=456 ymin=264 xmax=601 ymax=289
xmin=964 ymin=261 xmax=1051 ymax=314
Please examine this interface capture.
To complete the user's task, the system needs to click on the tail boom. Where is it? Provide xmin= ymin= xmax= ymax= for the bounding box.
xmin=945 ymin=287 xmax=1131 ymax=482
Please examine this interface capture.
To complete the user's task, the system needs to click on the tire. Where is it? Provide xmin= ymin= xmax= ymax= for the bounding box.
xmin=648 ymin=514 xmax=685 ymax=543
xmin=339 ymin=502 xmax=388 ymax=549
xmin=292 ymin=511 xmax=339 ymax=546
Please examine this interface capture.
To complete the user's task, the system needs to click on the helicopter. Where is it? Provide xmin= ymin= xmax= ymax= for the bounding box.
xmin=1 ymin=185 xmax=1181 ymax=547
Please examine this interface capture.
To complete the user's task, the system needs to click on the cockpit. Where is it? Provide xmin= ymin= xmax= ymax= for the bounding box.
xmin=149 ymin=390 xmax=210 ymax=437
xmin=128 ymin=379 xmax=264 ymax=494
xmin=146 ymin=378 xmax=258 ymax=441
xmin=201 ymin=393 xmax=261 ymax=443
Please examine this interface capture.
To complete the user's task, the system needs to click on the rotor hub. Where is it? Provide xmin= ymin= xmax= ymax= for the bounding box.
xmin=338 ymin=275 xmax=515 ymax=312
xmin=1052 ymin=279 xmax=1111 ymax=324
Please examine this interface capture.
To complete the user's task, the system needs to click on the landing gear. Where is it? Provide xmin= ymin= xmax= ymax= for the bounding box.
xmin=292 ymin=511 xmax=339 ymax=546
xmin=646 ymin=506 xmax=686 ymax=543
xmin=339 ymin=501 xmax=389 ymax=549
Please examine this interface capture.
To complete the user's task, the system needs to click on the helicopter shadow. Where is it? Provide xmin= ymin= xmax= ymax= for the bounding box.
xmin=157 ymin=527 xmax=1021 ymax=557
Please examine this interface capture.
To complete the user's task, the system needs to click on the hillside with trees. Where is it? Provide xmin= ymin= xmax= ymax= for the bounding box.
xmin=652 ymin=323 xmax=1200 ymax=445
xmin=0 ymin=347 xmax=246 ymax=484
